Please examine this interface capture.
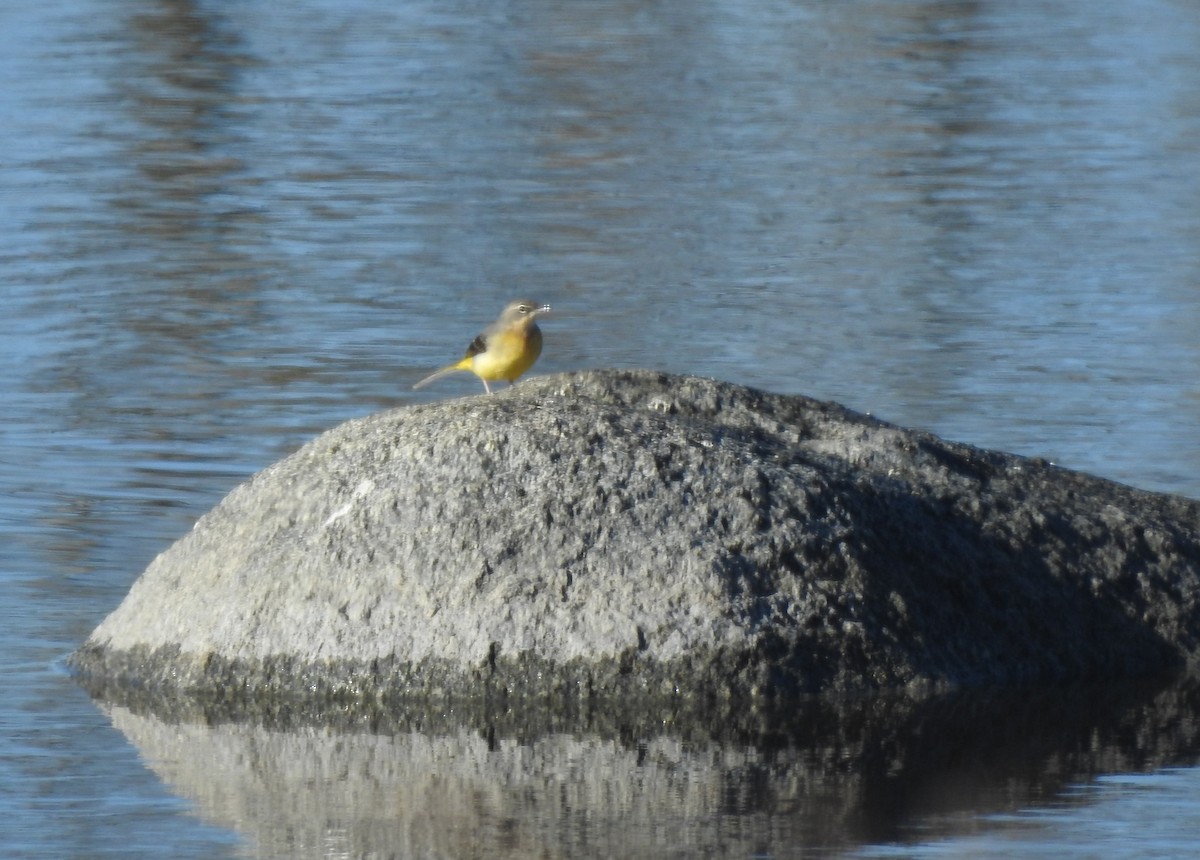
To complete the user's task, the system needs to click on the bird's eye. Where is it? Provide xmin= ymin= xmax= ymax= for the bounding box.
xmin=518 ymin=304 xmax=530 ymax=313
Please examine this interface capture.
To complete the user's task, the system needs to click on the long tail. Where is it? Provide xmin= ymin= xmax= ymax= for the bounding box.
xmin=413 ymin=359 xmax=471 ymax=390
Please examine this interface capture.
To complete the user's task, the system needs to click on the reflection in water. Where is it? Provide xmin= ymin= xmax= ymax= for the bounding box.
xmin=95 ymin=674 xmax=1200 ymax=858
xmin=57 ymin=1 xmax=272 ymax=436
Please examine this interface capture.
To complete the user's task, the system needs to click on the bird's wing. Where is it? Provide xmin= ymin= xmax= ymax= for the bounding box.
xmin=464 ymin=331 xmax=488 ymax=359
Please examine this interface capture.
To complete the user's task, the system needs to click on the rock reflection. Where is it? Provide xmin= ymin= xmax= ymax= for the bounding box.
xmin=91 ymin=672 xmax=1200 ymax=858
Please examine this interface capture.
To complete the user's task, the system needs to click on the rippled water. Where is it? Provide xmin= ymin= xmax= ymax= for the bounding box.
xmin=3 ymin=0 xmax=1200 ymax=857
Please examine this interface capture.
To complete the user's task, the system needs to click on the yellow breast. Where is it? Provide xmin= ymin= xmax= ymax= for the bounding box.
xmin=470 ymin=325 xmax=543 ymax=382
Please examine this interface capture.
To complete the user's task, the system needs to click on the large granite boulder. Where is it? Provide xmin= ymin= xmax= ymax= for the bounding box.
xmin=70 ymin=371 xmax=1200 ymax=711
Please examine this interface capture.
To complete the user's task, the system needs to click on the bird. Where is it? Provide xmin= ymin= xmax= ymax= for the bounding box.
xmin=413 ymin=299 xmax=551 ymax=394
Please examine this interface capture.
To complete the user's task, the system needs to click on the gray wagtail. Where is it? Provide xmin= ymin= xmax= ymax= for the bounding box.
xmin=413 ymin=299 xmax=551 ymax=394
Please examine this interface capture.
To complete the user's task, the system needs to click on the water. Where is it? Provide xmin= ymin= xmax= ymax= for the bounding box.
xmin=857 ymin=769 xmax=1200 ymax=859
xmin=2 ymin=0 xmax=1199 ymax=856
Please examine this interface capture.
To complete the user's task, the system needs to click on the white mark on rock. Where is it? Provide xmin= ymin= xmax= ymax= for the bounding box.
xmin=321 ymin=479 xmax=377 ymax=529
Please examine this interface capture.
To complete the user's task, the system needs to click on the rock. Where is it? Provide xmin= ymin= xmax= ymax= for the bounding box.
xmin=69 ymin=370 xmax=1200 ymax=710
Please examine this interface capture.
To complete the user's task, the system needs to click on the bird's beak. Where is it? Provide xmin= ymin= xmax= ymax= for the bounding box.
xmin=534 ymin=304 xmax=552 ymax=317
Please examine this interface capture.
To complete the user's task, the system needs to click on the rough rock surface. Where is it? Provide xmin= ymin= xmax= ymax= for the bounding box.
xmin=70 ymin=370 xmax=1200 ymax=708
